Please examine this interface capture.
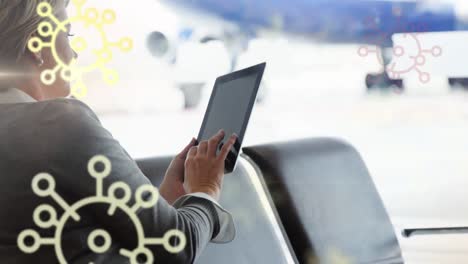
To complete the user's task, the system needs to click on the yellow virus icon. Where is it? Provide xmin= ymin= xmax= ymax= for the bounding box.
xmin=28 ymin=0 xmax=133 ymax=98
xmin=17 ymin=155 xmax=186 ymax=264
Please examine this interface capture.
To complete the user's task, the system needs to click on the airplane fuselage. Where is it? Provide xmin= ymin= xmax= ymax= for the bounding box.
xmin=160 ymin=0 xmax=458 ymax=47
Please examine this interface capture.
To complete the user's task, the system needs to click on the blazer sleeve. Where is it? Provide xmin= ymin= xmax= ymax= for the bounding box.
xmin=45 ymin=99 xmax=231 ymax=263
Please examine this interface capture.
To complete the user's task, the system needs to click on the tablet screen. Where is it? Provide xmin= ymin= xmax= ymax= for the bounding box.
xmin=197 ymin=63 xmax=266 ymax=172
xmin=198 ymin=73 xmax=258 ymax=143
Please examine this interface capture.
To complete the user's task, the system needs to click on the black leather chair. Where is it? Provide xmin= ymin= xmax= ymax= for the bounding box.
xmin=243 ymin=138 xmax=403 ymax=264
xmin=137 ymin=156 xmax=298 ymax=264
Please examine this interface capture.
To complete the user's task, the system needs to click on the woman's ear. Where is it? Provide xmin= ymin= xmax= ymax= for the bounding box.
xmin=26 ymin=32 xmax=44 ymax=67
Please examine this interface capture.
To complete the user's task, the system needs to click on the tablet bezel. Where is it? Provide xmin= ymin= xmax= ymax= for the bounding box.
xmin=197 ymin=62 xmax=266 ymax=173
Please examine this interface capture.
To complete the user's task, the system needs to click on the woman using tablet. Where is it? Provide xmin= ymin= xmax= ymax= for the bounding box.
xmin=0 ymin=1 xmax=236 ymax=263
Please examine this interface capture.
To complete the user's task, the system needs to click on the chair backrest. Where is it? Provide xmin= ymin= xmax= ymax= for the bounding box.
xmin=242 ymin=138 xmax=403 ymax=263
xmin=137 ymin=156 xmax=298 ymax=264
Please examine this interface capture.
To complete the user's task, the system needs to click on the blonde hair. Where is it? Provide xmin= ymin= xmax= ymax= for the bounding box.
xmin=0 ymin=0 xmax=68 ymax=64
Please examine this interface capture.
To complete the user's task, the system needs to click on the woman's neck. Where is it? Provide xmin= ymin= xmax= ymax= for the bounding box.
xmin=15 ymin=79 xmax=46 ymax=101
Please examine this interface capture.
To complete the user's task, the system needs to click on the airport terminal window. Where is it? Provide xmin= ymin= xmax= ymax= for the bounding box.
xmin=72 ymin=1 xmax=468 ymax=262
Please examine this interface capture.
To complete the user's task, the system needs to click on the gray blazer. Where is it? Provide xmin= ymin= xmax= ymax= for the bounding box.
xmin=0 ymin=89 xmax=235 ymax=264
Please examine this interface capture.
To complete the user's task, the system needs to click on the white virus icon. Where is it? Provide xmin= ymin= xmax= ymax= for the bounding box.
xmin=357 ymin=12 xmax=442 ymax=83
xmin=17 ymin=155 xmax=186 ymax=264
xmin=28 ymin=0 xmax=133 ymax=98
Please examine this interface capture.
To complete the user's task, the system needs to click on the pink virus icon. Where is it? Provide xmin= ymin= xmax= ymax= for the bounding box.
xmin=357 ymin=11 xmax=443 ymax=84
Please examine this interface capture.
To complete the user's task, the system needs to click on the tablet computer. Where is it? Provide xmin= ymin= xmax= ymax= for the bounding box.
xmin=197 ymin=62 xmax=266 ymax=173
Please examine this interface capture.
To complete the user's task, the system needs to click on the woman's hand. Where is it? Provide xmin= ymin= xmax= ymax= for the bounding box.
xmin=183 ymin=130 xmax=237 ymax=201
xmin=159 ymin=138 xmax=197 ymax=205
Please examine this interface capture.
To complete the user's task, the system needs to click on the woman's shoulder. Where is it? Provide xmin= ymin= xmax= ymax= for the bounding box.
xmin=0 ymin=98 xmax=111 ymax=159
xmin=43 ymin=98 xmax=96 ymax=117
xmin=36 ymin=98 xmax=100 ymax=125
xmin=33 ymin=98 xmax=105 ymax=137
